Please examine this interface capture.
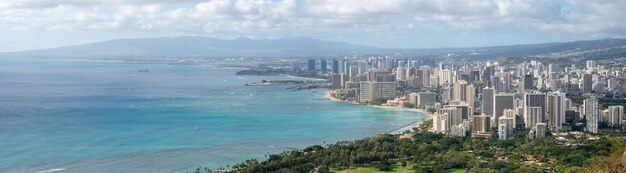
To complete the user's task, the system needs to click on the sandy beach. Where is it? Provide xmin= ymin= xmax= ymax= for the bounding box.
xmin=324 ymin=90 xmax=433 ymax=117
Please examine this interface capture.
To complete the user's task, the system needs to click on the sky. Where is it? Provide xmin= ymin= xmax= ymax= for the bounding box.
xmin=0 ymin=0 xmax=625 ymax=52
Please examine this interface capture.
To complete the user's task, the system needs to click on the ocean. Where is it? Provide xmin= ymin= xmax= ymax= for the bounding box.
xmin=0 ymin=58 xmax=427 ymax=173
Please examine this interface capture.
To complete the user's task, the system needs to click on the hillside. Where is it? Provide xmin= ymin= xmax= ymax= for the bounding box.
xmin=0 ymin=37 xmax=381 ymax=58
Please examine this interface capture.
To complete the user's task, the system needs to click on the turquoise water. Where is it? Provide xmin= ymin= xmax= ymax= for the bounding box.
xmin=0 ymin=58 xmax=426 ymax=173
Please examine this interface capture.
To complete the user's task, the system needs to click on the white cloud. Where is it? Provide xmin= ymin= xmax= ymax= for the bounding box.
xmin=0 ymin=0 xmax=625 ymax=50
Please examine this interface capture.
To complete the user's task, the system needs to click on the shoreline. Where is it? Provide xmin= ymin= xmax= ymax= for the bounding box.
xmin=323 ymin=90 xmax=433 ymax=138
xmin=324 ymin=90 xmax=433 ymax=116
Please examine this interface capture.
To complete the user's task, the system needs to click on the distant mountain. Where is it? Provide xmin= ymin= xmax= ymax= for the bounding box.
xmin=0 ymin=36 xmax=381 ymax=58
xmin=2 ymin=36 xmax=626 ymax=60
xmin=466 ymin=38 xmax=626 ymax=60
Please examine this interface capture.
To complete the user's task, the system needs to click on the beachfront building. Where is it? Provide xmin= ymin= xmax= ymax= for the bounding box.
xmin=331 ymin=74 xmax=347 ymax=89
xmin=359 ymin=81 xmax=396 ymax=104
xmin=417 ymin=92 xmax=437 ymax=109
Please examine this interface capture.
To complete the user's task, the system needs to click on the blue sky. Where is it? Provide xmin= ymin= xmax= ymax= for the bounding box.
xmin=0 ymin=0 xmax=625 ymax=52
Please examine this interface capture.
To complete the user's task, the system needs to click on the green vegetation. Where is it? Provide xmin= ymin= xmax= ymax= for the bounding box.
xmin=217 ymin=120 xmax=626 ymax=173
xmin=290 ymin=73 xmax=330 ymax=80
xmin=333 ymin=162 xmax=413 ymax=173
xmin=599 ymin=98 xmax=626 ymax=110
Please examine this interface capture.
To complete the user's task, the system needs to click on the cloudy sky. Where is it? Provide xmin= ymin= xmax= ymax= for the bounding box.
xmin=0 ymin=0 xmax=625 ymax=52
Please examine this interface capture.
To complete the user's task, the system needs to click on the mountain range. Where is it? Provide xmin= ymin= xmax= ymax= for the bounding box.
xmin=0 ymin=37 xmax=380 ymax=58
xmin=2 ymin=36 xmax=626 ymax=60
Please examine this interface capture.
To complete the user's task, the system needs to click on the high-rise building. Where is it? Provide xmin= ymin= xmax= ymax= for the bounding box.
xmin=582 ymin=73 xmax=593 ymax=93
xmin=453 ymin=80 xmax=468 ymax=101
xmin=535 ymin=123 xmax=547 ymax=139
xmin=548 ymin=64 xmax=558 ymax=77
xmin=307 ymin=59 xmax=316 ymax=72
xmin=445 ymin=103 xmax=472 ymax=121
xmin=450 ymin=123 xmax=468 ymax=137
xmin=472 ymin=114 xmax=491 ymax=134
xmin=438 ymin=107 xmax=462 ymax=128
xmin=433 ymin=113 xmax=448 ymax=134
xmin=437 ymin=70 xmax=454 ymax=86
xmin=547 ymin=92 xmax=566 ymax=131
xmin=420 ymin=66 xmax=432 ymax=87
xmin=586 ymin=60 xmax=596 ymax=73
xmin=496 ymin=72 xmax=512 ymax=91
xmin=504 ymin=109 xmax=516 ymax=128
xmin=491 ymin=76 xmax=502 ymax=92
xmin=548 ymin=77 xmax=560 ymax=92
xmin=417 ymin=92 xmax=436 ymax=109
xmin=367 ymin=70 xmax=394 ymax=82
xmin=337 ymin=60 xmax=345 ymax=74
xmin=608 ymin=78 xmax=619 ymax=92
xmin=608 ymin=105 xmax=624 ymax=127
xmin=520 ymin=74 xmax=534 ymax=92
xmin=523 ymin=92 xmax=546 ymax=120
xmin=586 ymin=96 xmax=599 ymax=133
xmin=493 ymin=94 xmax=515 ymax=128
xmin=498 ymin=117 xmax=514 ymax=139
xmin=396 ymin=66 xmax=407 ymax=81
xmin=466 ymin=84 xmax=476 ymax=113
xmin=481 ymin=87 xmax=494 ymax=117
xmin=358 ymin=81 xmax=396 ymax=104
xmin=320 ymin=60 xmax=327 ymax=73
xmin=332 ymin=59 xmax=339 ymax=74
xmin=524 ymin=107 xmax=543 ymax=128
xmin=357 ymin=61 xmax=368 ymax=74
xmin=469 ymin=70 xmax=481 ymax=84
xmin=348 ymin=66 xmax=359 ymax=77
xmin=343 ymin=60 xmax=350 ymax=75
xmin=397 ymin=60 xmax=406 ymax=68
xmin=482 ymin=65 xmax=495 ymax=86
xmin=331 ymin=74 xmax=347 ymax=89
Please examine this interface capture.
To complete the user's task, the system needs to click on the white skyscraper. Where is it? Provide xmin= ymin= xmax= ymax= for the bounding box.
xmin=586 ymin=60 xmax=596 ymax=73
xmin=608 ymin=105 xmax=623 ymax=128
xmin=453 ymin=80 xmax=468 ymax=101
xmin=524 ymin=107 xmax=543 ymax=128
xmin=437 ymin=69 xmax=455 ymax=86
xmin=433 ymin=113 xmax=448 ymax=134
xmin=504 ymin=109 xmax=517 ymax=128
xmin=498 ymin=116 xmax=514 ymax=139
xmin=547 ymin=92 xmax=566 ymax=131
xmin=586 ymin=96 xmax=599 ymax=133
xmin=535 ymin=123 xmax=547 ymax=139
xmin=359 ymin=81 xmax=396 ymax=104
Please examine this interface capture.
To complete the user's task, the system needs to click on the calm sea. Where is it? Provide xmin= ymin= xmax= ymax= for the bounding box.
xmin=0 ymin=58 xmax=426 ymax=173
